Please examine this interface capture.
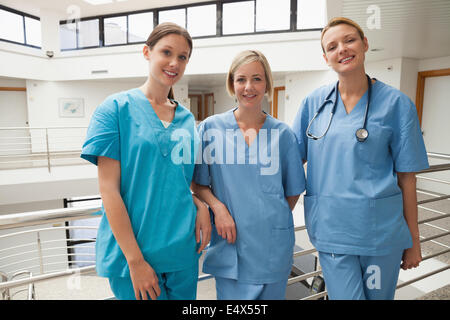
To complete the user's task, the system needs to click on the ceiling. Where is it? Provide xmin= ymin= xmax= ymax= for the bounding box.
xmin=1 ymin=0 xmax=450 ymax=89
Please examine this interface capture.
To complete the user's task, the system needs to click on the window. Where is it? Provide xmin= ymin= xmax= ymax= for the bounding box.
xmin=128 ymin=12 xmax=154 ymax=43
xmin=297 ymin=0 xmax=326 ymax=29
xmin=187 ymin=5 xmax=216 ymax=37
xmin=223 ymin=1 xmax=255 ymax=35
xmin=104 ymin=16 xmax=127 ymax=45
xmin=60 ymin=23 xmax=77 ymax=50
xmin=0 ymin=9 xmax=24 ymax=43
xmin=78 ymin=19 xmax=100 ymax=48
xmin=256 ymin=0 xmax=290 ymax=32
xmin=25 ymin=17 xmax=41 ymax=47
xmin=57 ymin=1 xmax=325 ymax=51
xmin=158 ymin=8 xmax=186 ymax=28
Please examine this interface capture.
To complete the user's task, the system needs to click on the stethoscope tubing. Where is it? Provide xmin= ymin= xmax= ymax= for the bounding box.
xmin=306 ymin=75 xmax=372 ymax=142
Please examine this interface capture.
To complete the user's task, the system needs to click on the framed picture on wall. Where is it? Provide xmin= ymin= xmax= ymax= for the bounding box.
xmin=58 ymin=98 xmax=84 ymax=118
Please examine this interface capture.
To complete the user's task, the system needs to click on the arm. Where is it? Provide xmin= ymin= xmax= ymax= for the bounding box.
xmin=191 ymin=182 xmax=237 ymax=244
xmin=192 ymin=192 xmax=211 ymax=253
xmin=97 ymin=156 xmax=160 ymax=300
xmin=397 ymin=171 xmax=422 ymax=270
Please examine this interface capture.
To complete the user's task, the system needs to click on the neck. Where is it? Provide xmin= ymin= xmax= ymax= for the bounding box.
xmin=338 ymin=71 xmax=368 ymax=97
xmin=140 ymin=77 xmax=170 ymax=104
xmin=234 ymin=105 xmax=266 ymax=126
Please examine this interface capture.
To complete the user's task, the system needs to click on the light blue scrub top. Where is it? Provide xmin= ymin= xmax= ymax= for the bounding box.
xmin=194 ymin=108 xmax=306 ymax=284
xmin=292 ymin=80 xmax=429 ymax=256
xmin=81 ymin=88 xmax=200 ymax=277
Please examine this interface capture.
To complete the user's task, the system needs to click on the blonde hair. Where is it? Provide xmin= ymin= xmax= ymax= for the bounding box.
xmin=321 ymin=17 xmax=365 ymax=53
xmin=226 ymin=50 xmax=274 ymax=102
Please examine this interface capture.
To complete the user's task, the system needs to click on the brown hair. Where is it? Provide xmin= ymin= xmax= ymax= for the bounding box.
xmin=321 ymin=17 xmax=365 ymax=53
xmin=145 ymin=22 xmax=193 ymax=100
xmin=226 ymin=50 xmax=274 ymax=102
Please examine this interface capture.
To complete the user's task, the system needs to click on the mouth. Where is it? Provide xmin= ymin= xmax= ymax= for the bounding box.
xmin=163 ymin=70 xmax=178 ymax=78
xmin=242 ymin=94 xmax=257 ymax=99
xmin=339 ymin=56 xmax=355 ymax=64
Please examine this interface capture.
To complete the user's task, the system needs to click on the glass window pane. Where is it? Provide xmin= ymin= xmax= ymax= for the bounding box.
xmin=104 ymin=16 xmax=127 ymax=45
xmin=223 ymin=1 xmax=254 ymax=35
xmin=0 ymin=9 xmax=24 ymax=43
xmin=158 ymin=8 xmax=186 ymax=28
xmin=187 ymin=5 xmax=216 ymax=37
xmin=25 ymin=17 xmax=41 ymax=47
xmin=60 ymin=23 xmax=77 ymax=50
xmin=297 ymin=0 xmax=326 ymax=29
xmin=256 ymin=0 xmax=290 ymax=32
xmin=78 ymin=19 xmax=100 ymax=47
xmin=128 ymin=12 xmax=153 ymax=43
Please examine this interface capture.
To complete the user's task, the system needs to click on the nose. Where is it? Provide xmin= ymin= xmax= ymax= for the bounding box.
xmin=337 ymin=41 xmax=348 ymax=54
xmin=244 ymin=80 xmax=253 ymax=91
xmin=169 ymin=56 xmax=179 ymax=68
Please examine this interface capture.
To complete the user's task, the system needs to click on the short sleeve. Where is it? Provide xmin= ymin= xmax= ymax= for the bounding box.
xmin=80 ymin=97 xmax=120 ymax=165
xmin=390 ymin=96 xmax=429 ymax=172
xmin=193 ymin=121 xmax=211 ymax=186
xmin=291 ymin=97 xmax=310 ymax=162
xmin=282 ymin=131 xmax=306 ymax=197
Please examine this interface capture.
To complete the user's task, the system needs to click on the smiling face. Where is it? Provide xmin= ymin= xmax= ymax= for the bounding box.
xmin=233 ymin=61 xmax=267 ymax=110
xmin=322 ymin=23 xmax=369 ymax=76
xmin=144 ymin=33 xmax=190 ymax=90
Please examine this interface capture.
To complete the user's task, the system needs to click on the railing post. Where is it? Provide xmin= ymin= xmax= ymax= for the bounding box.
xmin=45 ymin=128 xmax=51 ymax=173
xmin=37 ymin=232 xmax=44 ymax=274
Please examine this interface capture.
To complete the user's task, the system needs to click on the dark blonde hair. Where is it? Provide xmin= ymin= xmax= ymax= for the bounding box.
xmin=321 ymin=17 xmax=365 ymax=53
xmin=146 ymin=22 xmax=193 ymax=100
xmin=226 ymin=50 xmax=274 ymax=102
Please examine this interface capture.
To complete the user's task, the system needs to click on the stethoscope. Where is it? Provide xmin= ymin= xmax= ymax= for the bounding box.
xmin=306 ymin=74 xmax=372 ymax=142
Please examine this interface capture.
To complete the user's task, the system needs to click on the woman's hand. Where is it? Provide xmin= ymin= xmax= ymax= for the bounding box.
xmin=401 ymin=238 xmax=422 ymax=270
xmin=128 ymin=258 xmax=161 ymax=300
xmin=211 ymin=202 xmax=236 ymax=244
xmin=195 ymin=199 xmax=212 ymax=253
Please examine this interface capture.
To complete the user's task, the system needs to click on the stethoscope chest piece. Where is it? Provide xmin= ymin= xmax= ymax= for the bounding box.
xmin=355 ymin=128 xmax=369 ymax=142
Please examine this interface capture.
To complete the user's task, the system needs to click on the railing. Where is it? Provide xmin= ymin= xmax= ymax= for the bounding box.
xmin=0 ymin=154 xmax=449 ymax=300
xmin=0 ymin=126 xmax=87 ymax=172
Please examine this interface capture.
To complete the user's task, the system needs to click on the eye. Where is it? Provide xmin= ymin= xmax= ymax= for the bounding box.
xmin=327 ymin=46 xmax=336 ymax=52
xmin=162 ymin=49 xmax=171 ymax=56
xmin=236 ymin=78 xmax=245 ymax=83
xmin=178 ymin=55 xmax=187 ymax=61
xmin=253 ymin=77 xmax=262 ymax=81
xmin=346 ymin=38 xmax=355 ymax=43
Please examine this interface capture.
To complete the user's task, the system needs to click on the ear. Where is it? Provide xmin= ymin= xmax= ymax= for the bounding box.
xmin=143 ymin=45 xmax=151 ymax=61
xmin=363 ymin=37 xmax=369 ymax=52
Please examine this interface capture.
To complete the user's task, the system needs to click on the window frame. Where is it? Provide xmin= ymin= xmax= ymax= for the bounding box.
xmin=57 ymin=0 xmax=323 ymax=51
xmin=0 ymin=4 xmax=41 ymax=49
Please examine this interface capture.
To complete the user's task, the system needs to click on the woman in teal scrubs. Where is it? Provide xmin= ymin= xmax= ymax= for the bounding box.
xmin=81 ymin=23 xmax=211 ymax=300
xmin=192 ymin=50 xmax=306 ymax=300
xmin=292 ymin=17 xmax=428 ymax=299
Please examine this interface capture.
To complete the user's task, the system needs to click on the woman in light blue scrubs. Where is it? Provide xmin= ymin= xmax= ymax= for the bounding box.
xmin=192 ymin=50 xmax=306 ymax=300
xmin=80 ymin=23 xmax=211 ymax=300
xmin=292 ymin=17 xmax=429 ymax=300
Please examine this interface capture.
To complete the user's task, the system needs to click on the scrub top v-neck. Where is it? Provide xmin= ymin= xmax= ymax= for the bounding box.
xmin=194 ymin=108 xmax=306 ymax=284
xmin=81 ymin=88 xmax=200 ymax=277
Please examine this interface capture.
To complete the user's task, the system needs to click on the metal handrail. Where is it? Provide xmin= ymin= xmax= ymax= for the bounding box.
xmin=0 ymin=155 xmax=449 ymax=299
xmin=0 ymin=126 xmax=87 ymax=172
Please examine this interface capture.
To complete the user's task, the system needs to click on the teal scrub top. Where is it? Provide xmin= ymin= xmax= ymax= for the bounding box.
xmin=81 ymin=88 xmax=200 ymax=277
xmin=194 ymin=108 xmax=306 ymax=284
xmin=292 ymin=80 xmax=429 ymax=256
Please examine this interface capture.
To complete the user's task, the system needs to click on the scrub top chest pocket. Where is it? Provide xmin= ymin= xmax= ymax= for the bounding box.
xmin=356 ymin=125 xmax=391 ymax=167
